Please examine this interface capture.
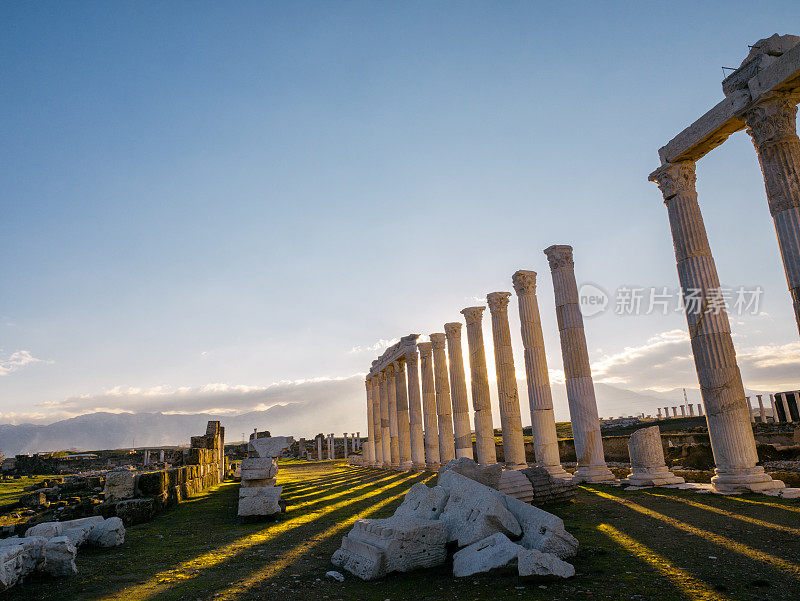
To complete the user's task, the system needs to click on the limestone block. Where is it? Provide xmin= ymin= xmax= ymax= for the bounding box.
xmin=517 ymin=548 xmax=575 ymax=579
xmin=438 ymin=457 xmax=502 ymax=490
xmin=115 ymin=498 xmax=155 ymax=526
xmin=241 ymin=457 xmax=278 ymax=474
xmin=520 ymin=467 xmax=578 ymax=504
xmin=248 ymin=436 xmax=294 ymax=459
xmin=498 ymin=470 xmax=534 ymax=503
xmin=499 ymin=492 xmax=578 ymax=559
xmin=437 ymin=470 xmax=521 ymax=547
xmin=104 ymin=469 xmax=136 ymax=501
xmin=241 ymin=478 xmax=277 ymax=487
xmin=452 ymin=532 xmax=521 ymax=577
xmin=623 ymin=426 xmax=684 ymax=487
xmin=25 ymin=522 xmax=63 ymax=540
xmin=88 ymin=517 xmax=126 ymax=548
xmin=42 ymin=536 xmax=78 ymax=577
xmin=331 ymin=516 xmax=447 ymax=580
xmin=238 ymin=486 xmax=283 ymax=516
xmin=393 ymin=482 xmax=449 ymax=520
xmin=0 ymin=537 xmax=45 ymax=590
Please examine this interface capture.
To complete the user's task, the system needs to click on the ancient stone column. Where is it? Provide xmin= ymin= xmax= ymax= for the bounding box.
xmin=316 ymin=435 xmax=323 ymax=461
xmin=657 ymin=408 xmax=662 ymax=419
xmin=680 ymin=405 xmax=686 ymax=417
xmin=393 ymin=359 xmax=413 ymax=470
xmin=355 ymin=432 xmax=360 ymax=452
xmin=664 ymin=406 xmax=669 ymax=419
xmin=770 ymin=394 xmax=778 ymax=422
xmin=386 ymin=364 xmax=400 ymax=469
xmin=370 ymin=377 xmax=383 ymax=467
xmin=327 ymin=434 xmax=334 ymax=460
xmin=780 ymin=394 xmax=793 ymax=423
xmin=622 ymin=426 xmax=684 ymax=486
xmin=689 ymin=404 xmax=695 ymax=417
xmin=746 ymin=397 xmax=755 ymax=423
xmin=343 ymin=433 xmax=349 ymax=459
xmin=430 ymin=333 xmax=456 ymax=464
xmin=756 ymin=395 xmax=766 ymax=423
xmin=404 ymin=348 xmax=427 ymax=469
xmin=697 ymin=403 xmax=704 ymax=417
xmin=461 ymin=306 xmax=497 ymax=466
xmin=744 ymin=95 xmax=800 ymax=335
xmin=378 ymin=372 xmax=391 ymax=468
xmin=364 ymin=379 xmax=375 ymax=465
xmin=671 ymin=407 xmax=677 ymax=418
xmin=444 ymin=322 xmax=474 ymax=460
xmin=486 ymin=292 xmax=527 ymax=469
xmin=512 ymin=270 xmax=568 ymax=478
xmin=649 ymin=161 xmax=782 ymax=493
xmin=417 ymin=342 xmax=440 ymax=468
xmin=544 ymin=246 xmax=615 ymax=483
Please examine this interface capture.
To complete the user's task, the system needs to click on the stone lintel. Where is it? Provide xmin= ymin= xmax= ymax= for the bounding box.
xmin=368 ymin=334 xmax=419 ymax=378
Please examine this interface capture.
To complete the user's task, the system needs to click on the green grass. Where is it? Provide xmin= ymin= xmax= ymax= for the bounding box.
xmin=0 ymin=476 xmax=51 ymax=512
xmin=7 ymin=461 xmax=800 ymax=600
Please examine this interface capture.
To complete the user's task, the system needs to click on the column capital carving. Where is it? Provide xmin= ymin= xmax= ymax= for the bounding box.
xmin=443 ymin=322 xmax=462 ymax=339
xmin=393 ymin=359 xmax=405 ymax=374
xmin=379 ymin=371 xmax=386 ymax=383
xmin=429 ymin=333 xmax=446 ymax=349
xmin=460 ymin=306 xmax=485 ymax=324
xmin=543 ymin=244 xmax=575 ymax=271
xmin=512 ymin=270 xmax=537 ymax=295
xmin=404 ymin=348 xmax=419 ymax=366
xmin=744 ymin=94 xmax=800 ymax=147
xmin=486 ymin=291 xmax=511 ymax=312
xmin=417 ymin=341 xmax=433 ymax=357
xmin=648 ymin=161 xmax=697 ymax=200
xmin=386 ymin=363 xmax=395 ymax=376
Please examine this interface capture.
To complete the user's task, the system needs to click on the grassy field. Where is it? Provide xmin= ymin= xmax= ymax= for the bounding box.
xmin=0 ymin=475 xmax=52 ymax=525
xmin=7 ymin=460 xmax=800 ymax=600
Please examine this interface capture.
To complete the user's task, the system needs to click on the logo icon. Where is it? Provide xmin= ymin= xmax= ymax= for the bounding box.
xmin=578 ymin=283 xmax=608 ymax=317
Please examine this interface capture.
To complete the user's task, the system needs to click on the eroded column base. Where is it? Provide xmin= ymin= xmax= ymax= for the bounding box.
xmin=397 ymin=461 xmax=414 ymax=471
xmin=411 ymin=462 xmax=427 ymax=471
xmin=711 ymin=466 xmax=785 ymax=493
xmin=571 ymin=465 xmax=617 ymax=483
xmin=622 ymin=466 xmax=684 ymax=487
xmin=504 ymin=462 xmax=528 ymax=471
xmin=541 ymin=464 xmax=572 ymax=480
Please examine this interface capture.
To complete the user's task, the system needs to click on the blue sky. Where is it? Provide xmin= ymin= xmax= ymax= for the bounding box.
xmin=1 ymin=2 xmax=799 ymax=432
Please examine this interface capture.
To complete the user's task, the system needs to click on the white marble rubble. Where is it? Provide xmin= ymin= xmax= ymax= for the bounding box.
xmin=87 ymin=517 xmax=126 ymax=548
xmin=42 ymin=536 xmax=78 ymax=577
xmin=238 ymin=435 xmax=294 ymax=517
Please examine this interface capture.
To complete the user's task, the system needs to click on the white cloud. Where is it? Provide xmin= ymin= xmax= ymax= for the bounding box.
xmin=0 ymin=350 xmax=51 ymax=376
xmin=348 ymin=338 xmax=399 ymax=354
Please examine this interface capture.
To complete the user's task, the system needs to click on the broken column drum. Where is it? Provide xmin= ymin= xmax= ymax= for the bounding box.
xmin=444 ymin=322 xmax=474 ymax=460
xmin=486 ymin=292 xmax=527 ymax=469
xmin=544 ymin=245 xmax=615 ymax=483
xmin=623 ymin=426 xmax=684 ymax=487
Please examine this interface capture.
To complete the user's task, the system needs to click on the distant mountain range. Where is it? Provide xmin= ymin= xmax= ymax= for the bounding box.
xmin=0 ymin=382 xmax=772 ymax=456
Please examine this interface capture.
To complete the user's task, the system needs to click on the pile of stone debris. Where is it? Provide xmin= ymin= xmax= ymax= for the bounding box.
xmin=0 ymin=515 xmax=125 ymax=591
xmin=331 ymin=459 xmax=578 ymax=581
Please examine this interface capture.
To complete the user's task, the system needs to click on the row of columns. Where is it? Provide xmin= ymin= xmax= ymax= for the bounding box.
xmin=362 ymin=246 xmax=616 ymax=483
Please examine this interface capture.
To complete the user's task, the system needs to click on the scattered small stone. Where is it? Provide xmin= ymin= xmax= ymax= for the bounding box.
xmin=325 ymin=571 xmax=345 ymax=582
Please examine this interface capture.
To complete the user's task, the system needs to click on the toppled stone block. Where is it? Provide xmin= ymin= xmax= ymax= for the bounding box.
xmin=331 ymin=516 xmax=447 ymax=580
xmin=393 ymin=483 xmax=449 ymax=520
xmin=62 ymin=516 xmax=104 ymax=547
xmin=25 ymin=522 xmax=63 ymax=540
xmin=240 ymin=457 xmax=278 ymax=480
xmin=438 ymin=457 xmax=502 ymax=490
xmin=498 ymin=470 xmax=534 ymax=503
xmin=42 ymin=536 xmax=78 ymax=577
xmin=520 ymin=467 xmax=578 ymax=504
xmin=238 ymin=486 xmax=283 ymax=517
xmin=499 ymin=493 xmax=578 ymax=559
xmin=517 ymin=547 xmax=575 ymax=579
xmin=116 ymin=498 xmax=155 ymax=526
xmin=0 ymin=536 xmax=45 ymax=590
xmin=104 ymin=469 xmax=136 ymax=501
xmin=88 ymin=517 xmax=126 ymax=548
xmin=437 ymin=470 xmax=521 ymax=547
xmin=248 ymin=436 xmax=294 ymax=459
xmin=452 ymin=532 xmax=521 ymax=577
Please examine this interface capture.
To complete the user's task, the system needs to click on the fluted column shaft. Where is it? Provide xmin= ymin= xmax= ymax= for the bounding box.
xmin=486 ymin=292 xmax=527 ymax=469
xmin=649 ymin=161 xmax=782 ymax=492
xmin=378 ymin=372 xmax=391 ymax=468
xmin=394 ymin=360 xmax=413 ymax=469
xmin=417 ymin=342 xmax=440 ymax=468
xmin=386 ymin=364 xmax=400 ymax=468
xmin=405 ymin=350 xmax=426 ymax=468
xmin=364 ymin=379 xmax=375 ymax=465
xmin=744 ymin=95 xmax=800 ymax=335
xmin=430 ymin=333 xmax=456 ymax=464
xmin=513 ymin=270 xmax=568 ymax=477
xmin=461 ymin=307 xmax=497 ymax=466
xmin=544 ymin=246 xmax=614 ymax=483
xmin=370 ymin=377 xmax=383 ymax=466
xmin=444 ymin=323 xmax=474 ymax=459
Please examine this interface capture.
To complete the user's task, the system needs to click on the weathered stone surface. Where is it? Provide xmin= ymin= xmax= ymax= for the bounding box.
xmin=241 ymin=457 xmax=278 ymax=480
xmin=393 ymin=482 xmax=449 ymax=520
xmin=452 ymin=532 xmax=521 ymax=577
xmin=622 ymin=426 xmax=685 ymax=487
xmin=438 ymin=457 xmax=502 ymax=490
xmin=520 ymin=467 xmax=578 ymax=504
xmin=104 ymin=469 xmax=136 ymax=501
xmin=62 ymin=517 xmax=105 ymax=547
xmin=331 ymin=516 xmax=447 ymax=580
xmin=42 ymin=536 xmax=78 ymax=577
xmin=249 ymin=436 xmax=294 ymax=459
xmin=115 ymin=498 xmax=155 ymax=526
xmin=499 ymin=491 xmax=578 ymax=559
xmin=0 ymin=536 xmax=45 ymax=590
xmin=25 ymin=522 xmax=63 ymax=540
xmin=437 ymin=470 xmax=521 ymax=547
xmin=498 ymin=470 xmax=534 ymax=503
xmin=238 ymin=486 xmax=282 ymax=516
xmin=241 ymin=478 xmax=277 ymax=488
xmin=517 ymin=547 xmax=575 ymax=579
xmin=88 ymin=517 xmax=126 ymax=548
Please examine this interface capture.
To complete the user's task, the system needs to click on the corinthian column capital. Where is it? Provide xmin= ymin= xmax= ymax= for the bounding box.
xmin=648 ymin=161 xmax=697 ymax=200
xmin=429 ymin=333 xmax=446 ymax=350
xmin=744 ymin=94 xmax=800 ymax=147
xmin=543 ymin=244 xmax=575 ymax=271
xmin=443 ymin=322 xmax=462 ymax=339
xmin=393 ymin=359 xmax=405 ymax=375
xmin=486 ymin=291 xmax=511 ymax=313
xmin=404 ymin=348 xmax=418 ymax=366
xmin=460 ymin=306 xmax=485 ymax=324
xmin=512 ymin=270 xmax=537 ymax=295
xmin=417 ymin=341 xmax=433 ymax=358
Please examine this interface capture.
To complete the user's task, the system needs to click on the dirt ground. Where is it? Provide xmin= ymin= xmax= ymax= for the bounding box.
xmin=7 ymin=460 xmax=800 ymax=601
